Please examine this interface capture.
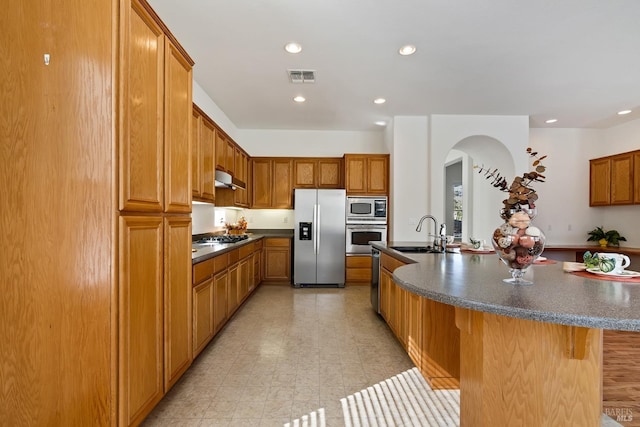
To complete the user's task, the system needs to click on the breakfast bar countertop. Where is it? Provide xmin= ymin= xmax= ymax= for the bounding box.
xmin=372 ymin=241 xmax=640 ymax=332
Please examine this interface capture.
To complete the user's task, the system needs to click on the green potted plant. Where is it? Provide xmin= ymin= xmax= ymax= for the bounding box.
xmin=587 ymin=226 xmax=627 ymax=247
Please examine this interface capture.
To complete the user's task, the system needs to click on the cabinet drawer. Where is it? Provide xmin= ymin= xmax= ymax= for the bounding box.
xmin=213 ymin=254 xmax=228 ymax=274
xmin=254 ymin=239 xmax=264 ymax=250
xmin=346 ymin=268 xmax=372 ymax=282
xmin=239 ymin=242 xmax=255 ymax=259
xmin=265 ymin=237 xmax=290 ymax=247
xmin=193 ymin=258 xmax=214 ymax=285
xmin=381 ymin=253 xmax=408 ymax=272
xmin=346 ymin=256 xmax=372 ymax=268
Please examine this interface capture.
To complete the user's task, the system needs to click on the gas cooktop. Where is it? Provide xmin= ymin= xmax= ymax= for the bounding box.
xmin=196 ymin=234 xmax=249 ymax=245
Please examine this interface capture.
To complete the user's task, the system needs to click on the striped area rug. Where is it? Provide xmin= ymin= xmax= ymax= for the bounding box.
xmin=285 ymin=367 xmax=460 ymax=427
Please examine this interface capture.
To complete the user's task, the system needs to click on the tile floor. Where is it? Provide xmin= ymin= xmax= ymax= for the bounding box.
xmin=143 ymin=285 xmax=414 ymax=427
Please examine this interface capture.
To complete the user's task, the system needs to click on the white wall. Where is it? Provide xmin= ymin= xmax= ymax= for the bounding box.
xmin=389 ymin=117 xmax=429 ymax=241
xmin=429 ymin=115 xmax=530 ymax=243
xmin=236 ymin=129 xmax=386 ymax=157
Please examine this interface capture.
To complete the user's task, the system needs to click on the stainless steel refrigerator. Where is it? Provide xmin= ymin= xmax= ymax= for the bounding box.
xmin=294 ymin=189 xmax=346 ymax=287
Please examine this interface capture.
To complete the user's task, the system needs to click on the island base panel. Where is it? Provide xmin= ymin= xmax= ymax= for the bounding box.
xmin=456 ymin=307 xmax=602 ymax=427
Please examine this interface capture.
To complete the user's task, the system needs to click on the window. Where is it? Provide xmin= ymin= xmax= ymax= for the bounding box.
xmin=453 ymin=184 xmax=462 ymax=238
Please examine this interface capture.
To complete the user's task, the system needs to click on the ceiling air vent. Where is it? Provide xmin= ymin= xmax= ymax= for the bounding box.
xmin=288 ymin=69 xmax=316 ymax=83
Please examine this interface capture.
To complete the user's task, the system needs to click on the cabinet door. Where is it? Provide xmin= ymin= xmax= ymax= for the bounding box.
xmin=263 ymin=238 xmax=291 ymax=282
xmin=367 ymin=156 xmax=389 ymax=195
xmin=272 ymin=159 xmax=293 ymax=208
xmin=590 ymin=158 xmax=611 ymax=206
xmin=118 ymin=215 xmax=164 ymax=426
xmin=406 ymin=292 xmax=422 ymax=367
xmin=345 ymin=155 xmax=367 ymax=194
xmin=226 ymin=139 xmax=235 ymax=175
xmin=380 ymin=268 xmax=392 ymax=323
xmin=610 ymin=153 xmax=634 ymax=205
xmin=213 ymin=271 xmax=228 ymax=333
xmin=201 ymin=119 xmax=216 ymax=202
xmin=193 ymin=278 xmax=214 ymax=357
xmin=227 ymin=263 xmax=240 ymax=317
xmin=119 ymin=1 xmax=164 ymax=212
xmin=163 ymin=216 xmax=192 ymax=390
xmin=252 ymin=159 xmax=272 ymax=208
xmin=635 ymin=152 xmax=640 ymax=204
xmin=238 ymin=258 xmax=250 ymax=302
xmin=164 ymin=40 xmax=192 ymax=213
xmin=318 ymin=158 xmax=342 ymax=188
xmin=293 ymin=159 xmax=317 ymax=188
xmin=191 ymin=109 xmax=202 ymax=198
xmin=215 ymin=130 xmax=226 ymax=171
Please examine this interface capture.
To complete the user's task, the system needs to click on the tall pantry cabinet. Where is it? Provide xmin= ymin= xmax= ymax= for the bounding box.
xmin=119 ymin=0 xmax=194 ymax=425
xmin=2 ymin=1 xmax=193 ymax=425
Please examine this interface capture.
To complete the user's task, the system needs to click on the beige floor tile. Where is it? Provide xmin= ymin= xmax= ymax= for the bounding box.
xmin=144 ymin=286 xmax=415 ymax=426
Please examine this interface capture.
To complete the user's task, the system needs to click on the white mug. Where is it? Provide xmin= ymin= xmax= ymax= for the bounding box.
xmin=596 ymin=252 xmax=631 ymax=274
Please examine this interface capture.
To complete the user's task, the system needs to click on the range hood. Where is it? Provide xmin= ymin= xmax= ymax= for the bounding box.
xmin=214 ymin=170 xmax=246 ymax=190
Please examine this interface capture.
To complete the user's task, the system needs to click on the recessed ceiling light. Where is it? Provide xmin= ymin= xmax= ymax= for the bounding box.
xmin=398 ymin=45 xmax=417 ymax=56
xmin=375 ymin=121 xmax=387 ymax=126
xmin=293 ymin=95 xmax=306 ymax=103
xmin=545 ymin=119 xmax=558 ymax=124
xmin=284 ymin=42 xmax=302 ymax=54
xmin=618 ymin=109 xmax=632 ymax=115
xmin=373 ymin=98 xmax=386 ymax=105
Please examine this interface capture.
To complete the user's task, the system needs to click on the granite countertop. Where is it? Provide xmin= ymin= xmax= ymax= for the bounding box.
xmin=192 ymin=229 xmax=293 ymax=264
xmin=373 ymin=241 xmax=640 ymax=332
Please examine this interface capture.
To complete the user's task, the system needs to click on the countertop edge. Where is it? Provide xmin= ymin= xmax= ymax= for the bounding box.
xmin=372 ymin=242 xmax=640 ymax=332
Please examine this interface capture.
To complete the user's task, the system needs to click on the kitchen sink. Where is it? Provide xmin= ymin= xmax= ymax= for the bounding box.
xmin=389 ymin=246 xmax=456 ymax=254
xmin=389 ymin=246 xmax=436 ymax=253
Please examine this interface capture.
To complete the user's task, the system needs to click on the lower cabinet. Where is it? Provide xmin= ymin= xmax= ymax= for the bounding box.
xmin=345 ymin=255 xmax=372 ymax=285
xmin=379 ymin=252 xmax=460 ymax=390
xmin=263 ymin=237 xmax=291 ymax=283
xmin=119 ymin=214 xmax=192 ymax=426
xmin=192 ymin=239 xmax=264 ymax=360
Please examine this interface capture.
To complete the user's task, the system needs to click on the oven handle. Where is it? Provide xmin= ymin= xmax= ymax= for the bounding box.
xmin=346 ymin=224 xmax=388 ymax=229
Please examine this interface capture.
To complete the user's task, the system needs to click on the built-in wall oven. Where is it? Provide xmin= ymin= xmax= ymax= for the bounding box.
xmin=346 ymin=224 xmax=388 ymax=254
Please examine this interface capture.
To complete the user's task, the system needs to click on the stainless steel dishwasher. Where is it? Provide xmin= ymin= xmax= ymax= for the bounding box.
xmin=371 ymin=247 xmax=381 ymax=313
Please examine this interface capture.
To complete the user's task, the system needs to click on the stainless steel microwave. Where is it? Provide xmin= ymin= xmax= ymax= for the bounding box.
xmin=346 ymin=196 xmax=387 ymax=224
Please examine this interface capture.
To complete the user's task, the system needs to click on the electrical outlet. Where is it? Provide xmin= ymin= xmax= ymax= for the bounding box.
xmin=568 ymin=224 xmax=572 ymax=231
xmin=283 ymin=216 xmax=289 ymax=224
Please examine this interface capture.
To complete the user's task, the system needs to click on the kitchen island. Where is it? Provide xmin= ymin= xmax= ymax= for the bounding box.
xmin=373 ymin=241 xmax=640 ymax=427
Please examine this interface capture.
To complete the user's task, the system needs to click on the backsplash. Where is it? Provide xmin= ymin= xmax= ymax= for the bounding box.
xmin=192 ymin=204 xmax=294 ymax=234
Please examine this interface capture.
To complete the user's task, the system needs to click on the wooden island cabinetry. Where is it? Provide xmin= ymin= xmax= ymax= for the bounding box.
xmin=379 ymin=252 xmax=460 ymax=390
xmin=590 ymin=149 xmax=640 ymax=206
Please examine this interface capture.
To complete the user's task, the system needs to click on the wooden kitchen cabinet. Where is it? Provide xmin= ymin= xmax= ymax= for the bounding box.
xmin=251 ymin=158 xmax=293 ymax=208
xmin=163 ymin=40 xmax=193 ymax=213
xmin=263 ymin=238 xmax=292 ymax=283
xmin=215 ymin=130 xmax=227 ymax=171
xmin=635 ymin=151 xmax=640 ymax=203
xmin=611 ymin=152 xmax=634 ymax=204
xmin=191 ymin=104 xmax=215 ymax=203
xmin=163 ymin=217 xmax=193 ymax=390
xmin=406 ymin=292 xmax=423 ymax=368
xmin=191 ymin=109 xmax=202 ymax=199
xmin=345 ymin=255 xmax=372 ymax=285
xmin=118 ymin=215 xmax=164 ymax=426
xmin=213 ymin=270 xmax=228 ymax=333
xmin=217 ymin=148 xmax=250 ymax=207
xmin=192 ymin=278 xmax=214 ymax=357
xmin=590 ymin=150 xmax=640 ymax=206
xmin=293 ymin=158 xmax=343 ymax=189
xmin=344 ymin=154 xmax=389 ymax=195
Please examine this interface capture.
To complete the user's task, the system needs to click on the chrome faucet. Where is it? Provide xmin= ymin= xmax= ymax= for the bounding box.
xmin=416 ymin=215 xmax=447 ymax=252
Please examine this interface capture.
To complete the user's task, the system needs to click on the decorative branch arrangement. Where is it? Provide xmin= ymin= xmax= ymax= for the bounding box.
xmin=474 ymin=147 xmax=547 ymax=218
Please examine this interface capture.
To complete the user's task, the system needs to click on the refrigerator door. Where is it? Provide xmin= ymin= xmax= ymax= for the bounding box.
xmin=294 ymin=189 xmax=318 ymax=285
xmin=316 ymin=189 xmax=346 ymax=285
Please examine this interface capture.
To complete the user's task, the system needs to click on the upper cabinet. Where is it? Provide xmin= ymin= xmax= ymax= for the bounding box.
xmin=293 ymin=158 xmax=343 ymax=189
xmin=590 ymin=150 xmax=639 ymax=206
xmin=251 ymin=158 xmax=293 ymax=209
xmin=344 ymin=154 xmax=389 ymax=195
xmin=119 ymin=0 xmax=193 ymax=213
xmin=191 ymin=105 xmax=215 ymax=204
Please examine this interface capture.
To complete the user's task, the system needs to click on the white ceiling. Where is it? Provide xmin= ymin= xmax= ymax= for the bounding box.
xmin=149 ymin=0 xmax=640 ymax=131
